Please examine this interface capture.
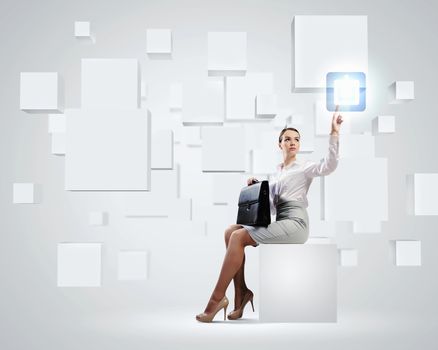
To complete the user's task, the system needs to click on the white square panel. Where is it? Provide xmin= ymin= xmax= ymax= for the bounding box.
xmin=390 ymin=81 xmax=414 ymax=103
xmin=395 ymin=240 xmax=421 ymax=266
xmin=13 ymin=183 xmax=37 ymax=203
xmin=81 ymin=59 xmax=140 ymax=109
xmin=57 ymin=243 xmax=102 ymax=287
xmin=183 ymin=77 xmax=224 ymax=125
xmin=408 ymin=173 xmax=438 ymax=215
xmin=292 ymin=16 xmax=368 ymax=91
xmin=151 ymin=129 xmax=174 ymax=169
xmin=202 ymin=126 xmax=246 ymax=172
xmin=374 ymin=115 xmax=395 ymax=134
xmin=118 ymin=251 xmax=148 ymax=280
xmin=208 ymin=32 xmax=247 ymax=76
xmin=20 ymin=72 xmax=63 ymax=113
xmin=146 ymin=29 xmax=172 ymax=54
xmin=75 ymin=21 xmax=90 ymax=37
xmin=396 ymin=81 xmax=415 ymax=99
xmin=65 ymin=108 xmax=151 ymax=191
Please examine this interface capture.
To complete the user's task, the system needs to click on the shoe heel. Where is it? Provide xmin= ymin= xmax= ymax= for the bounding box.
xmin=250 ymin=298 xmax=255 ymax=312
xmin=223 ymin=305 xmax=227 ymax=321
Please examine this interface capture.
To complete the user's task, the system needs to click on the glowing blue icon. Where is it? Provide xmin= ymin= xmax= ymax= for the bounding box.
xmin=326 ymin=72 xmax=366 ymax=111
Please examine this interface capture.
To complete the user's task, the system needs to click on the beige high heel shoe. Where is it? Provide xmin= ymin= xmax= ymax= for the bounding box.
xmin=196 ymin=296 xmax=229 ymax=322
xmin=227 ymin=289 xmax=254 ymax=320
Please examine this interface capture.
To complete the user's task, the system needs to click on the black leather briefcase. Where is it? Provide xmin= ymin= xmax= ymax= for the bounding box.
xmin=236 ymin=180 xmax=271 ymax=227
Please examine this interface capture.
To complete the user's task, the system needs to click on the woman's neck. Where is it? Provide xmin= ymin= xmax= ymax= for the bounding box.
xmin=283 ymin=155 xmax=297 ymax=168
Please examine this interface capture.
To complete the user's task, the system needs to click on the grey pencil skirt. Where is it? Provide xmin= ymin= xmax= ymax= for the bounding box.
xmin=240 ymin=200 xmax=309 ymax=246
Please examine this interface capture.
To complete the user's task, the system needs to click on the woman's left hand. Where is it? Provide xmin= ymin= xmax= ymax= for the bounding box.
xmin=331 ymin=105 xmax=343 ymax=134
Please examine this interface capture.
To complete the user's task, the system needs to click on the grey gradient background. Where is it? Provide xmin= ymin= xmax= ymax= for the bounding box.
xmin=1 ymin=0 xmax=438 ymax=349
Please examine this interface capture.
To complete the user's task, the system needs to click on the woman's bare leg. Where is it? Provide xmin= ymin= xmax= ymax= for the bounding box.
xmin=232 ymin=254 xmax=248 ymax=307
xmin=202 ymin=228 xmax=257 ymax=314
xmin=224 ymin=225 xmax=249 ymax=309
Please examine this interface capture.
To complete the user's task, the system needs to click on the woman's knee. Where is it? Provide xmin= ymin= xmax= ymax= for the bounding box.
xmin=229 ymin=228 xmax=255 ymax=247
xmin=224 ymin=224 xmax=241 ymax=245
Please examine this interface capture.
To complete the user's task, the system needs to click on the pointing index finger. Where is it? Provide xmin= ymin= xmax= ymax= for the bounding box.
xmin=333 ymin=104 xmax=339 ymax=118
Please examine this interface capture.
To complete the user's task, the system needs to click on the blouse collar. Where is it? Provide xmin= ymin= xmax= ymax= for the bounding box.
xmin=278 ymin=158 xmax=302 ymax=171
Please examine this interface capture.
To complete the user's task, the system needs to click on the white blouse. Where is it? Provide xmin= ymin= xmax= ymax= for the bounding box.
xmin=269 ymin=134 xmax=340 ymax=215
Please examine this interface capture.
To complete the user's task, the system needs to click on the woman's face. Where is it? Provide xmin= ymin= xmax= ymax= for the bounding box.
xmin=279 ymin=130 xmax=300 ymax=156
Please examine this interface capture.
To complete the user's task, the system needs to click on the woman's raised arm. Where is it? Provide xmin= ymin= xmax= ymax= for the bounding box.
xmin=303 ymin=106 xmax=343 ymax=178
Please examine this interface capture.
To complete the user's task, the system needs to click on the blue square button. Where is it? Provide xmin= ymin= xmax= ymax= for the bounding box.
xmin=326 ymin=72 xmax=366 ymax=112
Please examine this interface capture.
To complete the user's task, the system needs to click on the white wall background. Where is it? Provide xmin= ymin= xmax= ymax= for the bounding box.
xmin=1 ymin=0 xmax=438 ymax=349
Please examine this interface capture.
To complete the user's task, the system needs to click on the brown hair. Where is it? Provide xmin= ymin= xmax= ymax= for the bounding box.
xmin=278 ymin=127 xmax=300 ymax=143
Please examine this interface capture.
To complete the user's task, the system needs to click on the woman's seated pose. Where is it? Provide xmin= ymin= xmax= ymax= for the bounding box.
xmin=195 ymin=108 xmax=344 ymax=322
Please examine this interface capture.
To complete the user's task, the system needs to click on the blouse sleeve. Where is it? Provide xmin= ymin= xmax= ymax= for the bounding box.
xmin=303 ymin=134 xmax=339 ymax=178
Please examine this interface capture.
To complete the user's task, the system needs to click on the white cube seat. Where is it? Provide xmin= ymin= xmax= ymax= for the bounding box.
xmin=259 ymin=243 xmax=337 ymax=322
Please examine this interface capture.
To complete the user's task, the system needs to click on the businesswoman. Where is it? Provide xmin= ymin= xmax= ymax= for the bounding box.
xmin=196 ymin=108 xmax=343 ymax=322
